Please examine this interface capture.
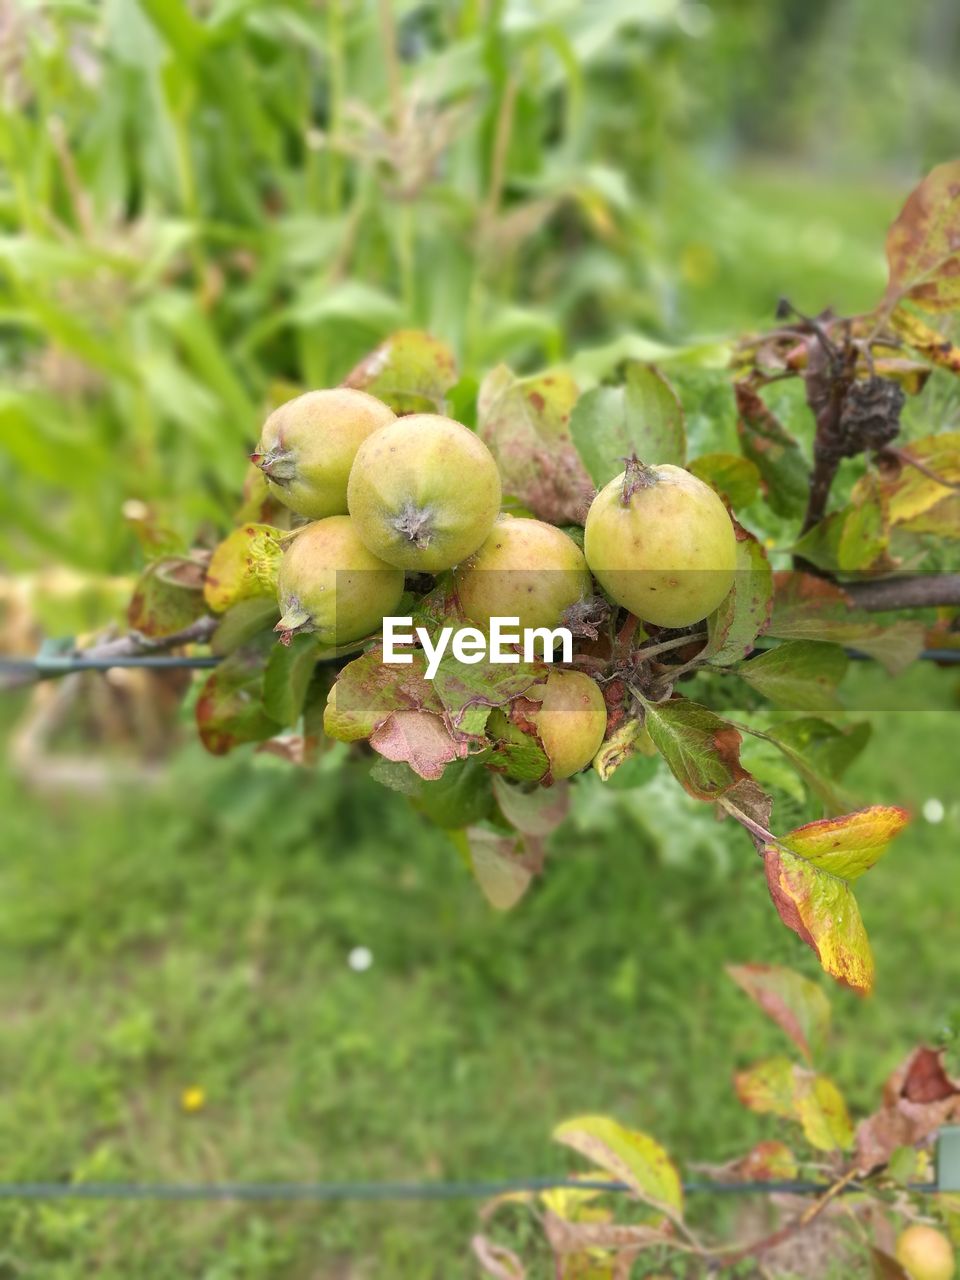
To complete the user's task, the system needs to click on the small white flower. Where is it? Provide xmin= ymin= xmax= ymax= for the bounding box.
xmin=348 ymin=946 xmax=373 ymax=972
xmin=923 ymin=798 xmax=945 ymax=825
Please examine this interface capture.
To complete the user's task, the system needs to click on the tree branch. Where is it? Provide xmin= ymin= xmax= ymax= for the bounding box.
xmin=843 ymin=574 xmax=960 ymax=611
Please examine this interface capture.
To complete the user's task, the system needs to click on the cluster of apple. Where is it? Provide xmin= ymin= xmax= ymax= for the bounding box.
xmin=253 ymin=386 xmax=738 ymax=779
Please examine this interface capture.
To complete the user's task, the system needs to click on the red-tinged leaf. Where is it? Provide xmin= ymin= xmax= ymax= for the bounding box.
xmin=343 ymin=329 xmax=458 ymax=414
xmin=691 ymin=1140 xmax=798 ymax=1184
xmin=688 ymin=451 xmax=761 ymax=509
xmin=324 ymin=647 xmax=445 ymax=743
xmin=456 ymin=827 xmax=544 ymax=911
xmin=471 ymin=1234 xmax=527 ymax=1280
xmin=734 ymin=640 xmax=848 ymax=714
xmin=734 ymin=1057 xmax=853 ymax=1151
xmin=703 ymin=524 xmax=773 ymax=666
xmin=727 ymin=964 xmax=830 ymax=1062
xmin=203 ymin=523 xmax=282 ymax=614
xmin=569 ymin=362 xmax=687 ymax=485
xmin=127 ymin=556 xmax=207 ymax=638
xmin=368 ymin=709 xmax=467 ymax=781
xmin=552 ymin=1116 xmax=683 ymax=1219
xmin=430 ymin=654 xmax=547 ymax=737
xmin=768 ymin=572 xmax=925 ymax=675
xmin=492 ymin=775 xmax=570 ymax=837
xmin=856 ymin=1047 xmax=960 ymax=1174
xmin=735 ymin=382 xmax=810 ymax=519
xmin=195 ymin=641 xmax=277 ymax=756
xmin=642 ymin=698 xmax=749 ymax=801
xmin=883 ymin=160 xmax=960 ymax=313
xmin=477 ymin=364 xmax=592 ymax=524
xmin=762 ymin=806 xmax=908 ymax=993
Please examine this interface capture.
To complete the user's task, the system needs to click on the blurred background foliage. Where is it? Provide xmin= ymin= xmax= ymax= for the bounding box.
xmin=2 ymin=0 xmax=959 ymax=576
xmin=1 ymin=3 xmax=960 ymax=1276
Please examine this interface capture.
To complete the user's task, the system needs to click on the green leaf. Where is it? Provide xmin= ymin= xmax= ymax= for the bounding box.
xmin=688 ymin=452 xmax=761 ymax=509
xmin=476 ymin=364 xmax=591 ymax=525
xmin=703 ymin=525 xmax=773 ymax=665
xmin=492 ymin=775 xmax=570 ymax=836
xmin=262 ymin=633 xmax=319 ymax=728
xmin=642 ymin=698 xmax=749 ymax=801
xmin=553 ymin=1116 xmax=683 ymax=1218
xmin=765 ymin=717 xmax=871 ymax=813
xmin=211 ymin=597 xmax=281 ymax=656
xmin=127 ymin=557 xmax=206 ymax=638
xmin=735 ymin=382 xmax=810 ymax=519
xmin=195 ymin=640 xmax=277 ymax=756
xmin=734 ymin=641 xmax=848 ymax=713
xmin=726 ymin=963 xmax=831 ymax=1062
xmin=413 ymin=758 xmax=495 ymax=829
xmin=343 ymin=329 xmax=459 ymax=415
xmin=734 ymin=1057 xmax=853 ymax=1150
xmin=569 ymin=362 xmax=686 ymax=487
xmin=455 ymin=827 xmax=541 ymax=911
xmin=763 ymin=806 xmax=909 ymax=993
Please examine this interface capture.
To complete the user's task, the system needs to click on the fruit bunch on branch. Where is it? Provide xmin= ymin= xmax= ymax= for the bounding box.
xmin=115 ymin=163 xmax=960 ymax=996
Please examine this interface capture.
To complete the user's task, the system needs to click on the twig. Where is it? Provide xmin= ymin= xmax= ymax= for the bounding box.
xmin=843 ymin=573 xmax=960 ymax=611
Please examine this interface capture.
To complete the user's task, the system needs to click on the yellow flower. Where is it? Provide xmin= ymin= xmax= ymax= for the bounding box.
xmin=181 ymin=1086 xmax=206 ymax=1114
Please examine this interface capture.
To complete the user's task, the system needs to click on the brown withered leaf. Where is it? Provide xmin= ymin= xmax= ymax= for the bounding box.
xmin=471 ymin=1234 xmax=527 ymax=1280
xmin=690 ymin=1140 xmax=798 ymax=1184
xmin=368 ymin=709 xmax=467 ymax=781
xmin=883 ymin=160 xmax=960 ymax=313
xmin=855 ymin=1046 xmax=960 ymax=1174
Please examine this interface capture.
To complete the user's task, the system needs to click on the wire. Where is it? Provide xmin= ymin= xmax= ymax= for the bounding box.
xmin=0 ymin=1177 xmax=935 ymax=1201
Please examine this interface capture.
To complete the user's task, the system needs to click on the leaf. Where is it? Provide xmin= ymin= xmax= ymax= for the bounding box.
xmin=862 ymin=432 xmax=960 ymax=537
xmin=492 ymin=776 xmax=570 ymax=837
xmin=890 ymin=306 xmax=960 ymax=376
xmin=476 ymin=364 xmax=593 ymax=524
xmin=734 ymin=1057 xmax=853 ymax=1151
xmin=127 ymin=557 xmax=207 ymax=638
xmin=203 ymin=523 xmax=282 ymax=614
xmin=856 ymin=1047 xmax=960 ymax=1174
xmin=871 ymin=1247 xmax=910 ymax=1280
xmin=688 ymin=452 xmax=761 ymax=509
xmin=762 ymin=806 xmax=909 ymax=993
xmin=471 ymin=1235 xmax=527 ymax=1280
xmin=553 ymin=1116 xmax=683 ymax=1218
xmin=458 ymin=828 xmax=544 ymax=911
xmin=642 ymin=698 xmax=749 ymax=801
xmin=883 ymin=160 xmax=960 ymax=313
xmin=369 ymin=710 xmax=466 ymax=781
xmin=792 ymin=486 xmax=892 ymax=573
xmin=592 ymin=720 xmax=658 ymax=786
xmin=195 ymin=640 xmax=277 ymax=756
xmin=703 ymin=525 xmax=773 ymax=665
xmin=735 ymin=382 xmax=810 ymax=519
xmin=431 ymin=655 xmax=547 ymax=738
xmin=693 ymin=1140 xmax=798 ymax=1184
xmin=734 ymin=641 xmax=848 ymax=714
xmin=413 ymin=758 xmax=494 ymax=828
xmin=211 ymin=597 xmax=280 ymax=656
xmin=569 ymin=362 xmax=686 ymax=487
xmin=343 ymin=329 xmax=459 ymax=414
xmin=262 ymin=633 xmax=318 ymax=727
xmin=726 ymin=964 xmax=831 ymax=1062
xmin=768 ymin=572 xmax=925 ymax=676
xmin=765 ymin=717 xmax=871 ymax=813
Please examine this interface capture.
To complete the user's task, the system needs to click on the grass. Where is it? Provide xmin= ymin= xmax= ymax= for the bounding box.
xmin=0 ymin=662 xmax=957 ymax=1277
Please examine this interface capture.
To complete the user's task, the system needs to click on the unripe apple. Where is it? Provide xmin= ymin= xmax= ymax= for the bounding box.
xmin=584 ymin=458 xmax=737 ymax=628
xmin=252 ymin=388 xmax=396 ymax=519
xmin=491 ymin=670 xmax=607 ymax=779
xmin=347 ymin=414 xmax=502 ymax=571
xmin=895 ymin=1225 xmax=955 ymax=1280
xmin=275 ymin=515 xmax=404 ymax=647
xmin=454 ymin=516 xmax=593 ymax=632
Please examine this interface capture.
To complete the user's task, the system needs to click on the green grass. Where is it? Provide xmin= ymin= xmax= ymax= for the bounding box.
xmin=0 ymin=671 xmax=957 ymax=1277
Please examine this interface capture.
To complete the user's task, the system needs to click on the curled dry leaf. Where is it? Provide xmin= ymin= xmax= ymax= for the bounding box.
xmin=856 ymin=1047 xmax=960 ymax=1174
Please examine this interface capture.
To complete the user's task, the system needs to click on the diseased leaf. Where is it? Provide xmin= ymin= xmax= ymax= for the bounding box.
xmin=735 ymin=382 xmax=810 ymax=519
xmin=262 ymin=633 xmax=318 ymax=727
xmin=883 ymin=160 xmax=960 ymax=313
xmin=203 ymin=523 xmax=282 ymax=614
xmin=643 ymin=698 xmax=749 ymax=801
xmin=734 ymin=1057 xmax=853 ymax=1151
xmin=768 ymin=573 xmax=925 ymax=676
xmin=569 ymin=362 xmax=686 ymax=487
xmin=688 ymin=452 xmax=761 ymax=509
xmin=726 ymin=963 xmax=831 ymax=1061
xmin=431 ymin=655 xmax=547 ymax=737
xmin=195 ymin=639 xmax=277 ymax=756
xmin=863 ymin=432 xmax=960 ymax=538
xmin=477 ymin=364 xmax=592 ymax=524
xmin=369 ymin=709 xmax=466 ymax=781
xmin=343 ymin=329 xmax=458 ymax=414
xmin=734 ymin=641 xmax=848 ymax=714
xmin=703 ymin=524 xmax=773 ymax=665
xmin=553 ymin=1116 xmax=683 ymax=1218
xmin=762 ymin=806 xmax=909 ymax=993
xmin=127 ymin=556 xmax=207 ymax=638
xmin=890 ymin=306 xmax=960 ymax=376
xmin=693 ymin=1140 xmax=798 ymax=1184
xmin=856 ymin=1046 xmax=960 ymax=1174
